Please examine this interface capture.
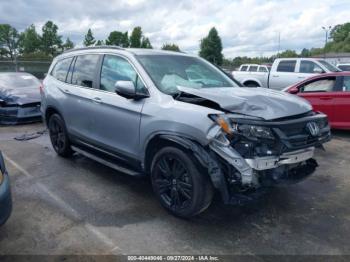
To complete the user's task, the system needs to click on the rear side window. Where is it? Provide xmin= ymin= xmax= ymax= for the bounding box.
xmin=249 ymin=66 xmax=258 ymax=72
xmin=51 ymin=57 xmax=73 ymax=82
xmin=71 ymin=55 xmax=100 ymax=88
xmin=277 ymin=60 xmax=296 ymax=72
xmin=240 ymin=66 xmax=248 ymax=71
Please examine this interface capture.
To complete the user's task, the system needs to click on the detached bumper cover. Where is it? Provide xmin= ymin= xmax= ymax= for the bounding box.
xmin=0 ymin=103 xmax=41 ymax=125
xmin=0 ymin=153 xmax=12 ymax=226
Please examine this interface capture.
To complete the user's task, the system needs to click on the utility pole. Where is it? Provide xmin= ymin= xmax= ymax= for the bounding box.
xmin=322 ymin=26 xmax=332 ymax=59
xmin=277 ymin=32 xmax=281 ymax=58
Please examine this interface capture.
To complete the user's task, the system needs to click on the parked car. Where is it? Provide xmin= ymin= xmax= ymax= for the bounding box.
xmin=232 ymin=64 xmax=270 ymax=87
xmin=0 ymin=151 xmax=12 ymax=226
xmin=232 ymin=58 xmax=341 ymax=90
xmin=337 ymin=63 xmax=350 ymax=71
xmin=284 ymin=72 xmax=350 ymax=130
xmin=41 ymin=47 xmax=331 ymax=217
xmin=0 ymin=72 xmax=42 ymax=125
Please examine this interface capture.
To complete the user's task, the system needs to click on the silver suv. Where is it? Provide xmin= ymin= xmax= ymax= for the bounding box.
xmin=41 ymin=47 xmax=331 ymax=217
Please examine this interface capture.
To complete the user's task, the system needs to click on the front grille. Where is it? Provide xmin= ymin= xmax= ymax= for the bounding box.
xmin=273 ymin=116 xmax=331 ymax=151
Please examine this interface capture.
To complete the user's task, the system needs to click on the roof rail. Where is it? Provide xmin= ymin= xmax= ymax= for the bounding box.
xmin=63 ymin=45 xmax=124 ymax=54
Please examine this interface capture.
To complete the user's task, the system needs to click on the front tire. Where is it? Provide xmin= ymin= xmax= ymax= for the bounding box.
xmin=48 ymin=114 xmax=73 ymax=157
xmin=151 ymin=146 xmax=213 ymax=218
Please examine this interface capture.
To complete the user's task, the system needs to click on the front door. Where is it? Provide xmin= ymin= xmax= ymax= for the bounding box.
xmin=92 ymin=54 xmax=148 ymax=159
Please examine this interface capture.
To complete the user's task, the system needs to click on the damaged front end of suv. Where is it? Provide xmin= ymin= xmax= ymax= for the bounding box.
xmin=173 ymin=86 xmax=331 ymax=205
xmin=206 ymin=112 xmax=330 ymax=204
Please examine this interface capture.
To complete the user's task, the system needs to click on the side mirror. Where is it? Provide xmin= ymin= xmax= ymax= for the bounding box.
xmin=289 ymin=86 xmax=299 ymax=94
xmin=115 ymin=80 xmax=149 ymax=99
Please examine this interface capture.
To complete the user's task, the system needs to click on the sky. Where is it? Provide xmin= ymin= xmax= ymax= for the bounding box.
xmin=0 ymin=0 xmax=350 ymax=58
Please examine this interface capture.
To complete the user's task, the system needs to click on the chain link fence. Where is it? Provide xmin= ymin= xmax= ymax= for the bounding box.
xmin=0 ymin=60 xmax=52 ymax=79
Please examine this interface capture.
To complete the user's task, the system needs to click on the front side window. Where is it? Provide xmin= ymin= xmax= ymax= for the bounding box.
xmin=71 ymin=54 xmax=100 ymax=88
xmin=342 ymin=76 xmax=350 ymax=91
xmin=301 ymin=78 xmax=335 ymax=93
xmin=249 ymin=66 xmax=258 ymax=72
xmin=137 ymin=55 xmax=238 ymax=95
xmin=51 ymin=57 xmax=73 ymax=82
xmin=277 ymin=60 xmax=296 ymax=72
xmin=258 ymin=66 xmax=267 ymax=72
xmin=100 ymin=55 xmax=147 ymax=94
xmin=300 ymin=61 xmax=323 ymax=73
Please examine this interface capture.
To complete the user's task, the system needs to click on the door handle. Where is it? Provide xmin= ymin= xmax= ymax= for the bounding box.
xmin=91 ymin=97 xmax=102 ymax=103
xmin=319 ymin=97 xmax=332 ymax=100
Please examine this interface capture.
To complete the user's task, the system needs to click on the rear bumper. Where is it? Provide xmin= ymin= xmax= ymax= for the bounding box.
xmin=0 ymin=105 xmax=42 ymax=125
xmin=0 ymin=172 xmax=12 ymax=226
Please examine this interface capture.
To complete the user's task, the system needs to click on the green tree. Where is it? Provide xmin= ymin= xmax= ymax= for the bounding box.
xmin=141 ymin=37 xmax=152 ymax=49
xmin=199 ymin=27 xmax=223 ymax=65
xmin=63 ymin=37 xmax=74 ymax=50
xmin=129 ymin=26 xmax=142 ymax=48
xmin=41 ymin=21 xmax=62 ymax=56
xmin=95 ymin=40 xmax=104 ymax=46
xmin=279 ymin=49 xmax=298 ymax=58
xmin=19 ymin=24 xmax=41 ymax=54
xmin=0 ymin=24 xmax=20 ymax=60
xmin=83 ymin=28 xmax=96 ymax=46
xmin=300 ymin=48 xmax=310 ymax=57
xmin=105 ymin=31 xmax=129 ymax=47
xmin=161 ymin=43 xmax=180 ymax=52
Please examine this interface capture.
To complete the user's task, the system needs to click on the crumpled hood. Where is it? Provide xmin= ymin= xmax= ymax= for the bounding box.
xmin=177 ymin=86 xmax=312 ymax=120
xmin=0 ymin=86 xmax=41 ymax=105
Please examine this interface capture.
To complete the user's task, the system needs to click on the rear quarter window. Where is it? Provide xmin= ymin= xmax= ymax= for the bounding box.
xmin=277 ymin=60 xmax=296 ymax=72
xmin=51 ymin=57 xmax=73 ymax=82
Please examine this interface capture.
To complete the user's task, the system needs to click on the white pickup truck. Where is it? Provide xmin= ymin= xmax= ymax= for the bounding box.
xmin=232 ymin=58 xmax=341 ymax=90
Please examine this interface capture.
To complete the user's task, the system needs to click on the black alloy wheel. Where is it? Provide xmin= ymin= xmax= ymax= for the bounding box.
xmin=48 ymin=114 xmax=72 ymax=157
xmin=151 ymin=147 xmax=213 ymax=218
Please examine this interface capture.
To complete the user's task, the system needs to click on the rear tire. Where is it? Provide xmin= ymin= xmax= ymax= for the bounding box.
xmin=151 ymin=146 xmax=213 ymax=218
xmin=48 ymin=114 xmax=73 ymax=157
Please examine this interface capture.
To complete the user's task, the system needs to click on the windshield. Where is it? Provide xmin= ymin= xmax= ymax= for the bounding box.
xmin=137 ymin=55 xmax=238 ymax=94
xmin=317 ymin=60 xmax=341 ymax=72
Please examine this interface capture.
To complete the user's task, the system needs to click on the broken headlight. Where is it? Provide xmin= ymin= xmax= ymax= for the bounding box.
xmin=234 ymin=124 xmax=275 ymax=140
xmin=209 ymin=114 xmax=275 ymax=139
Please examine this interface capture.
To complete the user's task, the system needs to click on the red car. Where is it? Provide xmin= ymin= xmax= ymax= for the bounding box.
xmin=285 ymin=72 xmax=350 ymax=130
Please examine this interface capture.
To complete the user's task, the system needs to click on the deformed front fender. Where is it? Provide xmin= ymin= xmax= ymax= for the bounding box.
xmin=156 ymin=134 xmax=231 ymax=201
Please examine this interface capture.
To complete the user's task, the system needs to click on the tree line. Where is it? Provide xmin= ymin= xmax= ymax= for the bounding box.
xmin=1 ymin=20 xmax=349 ymax=67
xmin=0 ymin=21 xmax=183 ymax=61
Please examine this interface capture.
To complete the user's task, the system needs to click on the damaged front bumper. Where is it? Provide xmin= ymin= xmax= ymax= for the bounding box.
xmin=0 ymin=103 xmax=42 ymax=125
xmin=206 ymin=112 xmax=331 ymax=204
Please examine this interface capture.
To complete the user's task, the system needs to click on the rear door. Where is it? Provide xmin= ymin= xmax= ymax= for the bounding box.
xmin=297 ymin=76 xmax=339 ymax=124
xmin=61 ymin=54 xmax=102 ymax=141
xmin=269 ymin=60 xmax=297 ymax=90
xmin=92 ymin=54 xmax=147 ymax=159
xmin=331 ymin=76 xmax=350 ymax=129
